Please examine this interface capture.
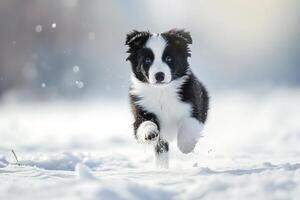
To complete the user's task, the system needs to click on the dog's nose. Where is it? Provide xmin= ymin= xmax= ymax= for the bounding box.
xmin=155 ymin=72 xmax=165 ymax=82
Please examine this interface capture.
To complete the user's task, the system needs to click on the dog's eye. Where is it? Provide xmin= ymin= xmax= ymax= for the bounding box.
xmin=144 ymin=57 xmax=152 ymax=65
xmin=165 ymin=56 xmax=172 ymax=63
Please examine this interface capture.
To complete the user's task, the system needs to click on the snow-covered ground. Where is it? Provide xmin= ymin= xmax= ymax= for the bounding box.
xmin=1 ymin=89 xmax=300 ymax=199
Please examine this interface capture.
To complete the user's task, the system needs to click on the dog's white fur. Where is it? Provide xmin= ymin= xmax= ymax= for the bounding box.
xmin=155 ymin=150 xmax=169 ymax=168
xmin=177 ymin=117 xmax=203 ymax=153
xmin=145 ymin=34 xmax=172 ymax=84
xmin=131 ymin=75 xmax=204 ymax=153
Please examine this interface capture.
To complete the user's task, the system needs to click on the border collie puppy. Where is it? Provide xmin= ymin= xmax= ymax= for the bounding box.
xmin=125 ymin=29 xmax=209 ymax=168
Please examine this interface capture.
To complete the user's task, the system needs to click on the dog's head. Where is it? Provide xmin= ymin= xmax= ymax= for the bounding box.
xmin=126 ymin=29 xmax=192 ymax=85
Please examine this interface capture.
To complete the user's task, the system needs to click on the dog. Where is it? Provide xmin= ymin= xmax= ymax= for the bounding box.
xmin=125 ymin=29 xmax=209 ymax=168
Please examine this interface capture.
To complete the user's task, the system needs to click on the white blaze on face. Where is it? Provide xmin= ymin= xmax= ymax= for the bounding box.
xmin=145 ymin=34 xmax=171 ymax=84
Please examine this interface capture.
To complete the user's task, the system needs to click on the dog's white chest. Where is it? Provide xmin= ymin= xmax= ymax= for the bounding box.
xmin=131 ymin=77 xmax=192 ymax=141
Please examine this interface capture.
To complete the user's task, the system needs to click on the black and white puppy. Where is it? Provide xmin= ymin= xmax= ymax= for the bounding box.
xmin=125 ymin=29 xmax=209 ymax=168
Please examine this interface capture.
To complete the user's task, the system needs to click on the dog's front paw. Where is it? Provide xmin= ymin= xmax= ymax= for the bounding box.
xmin=137 ymin=121 xmax=159 ymax=143
xmin=144 ymin=128 xmax=159 ymax=141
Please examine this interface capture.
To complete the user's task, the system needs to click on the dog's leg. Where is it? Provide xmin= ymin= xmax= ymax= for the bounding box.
xmin=177 ymin=117 xmax=204 ymax=154
xmin=131 ymin=101 xmax=160 ymax=143
xmin=154 ymin=139 xmax=169 ymax=168
xmin=136 ymin=121 xmax=169 ymax=168
xmin=130 ymin=100 xmax=168 ymax=167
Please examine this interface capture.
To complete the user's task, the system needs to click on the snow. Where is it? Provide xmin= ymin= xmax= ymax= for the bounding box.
xmin=75 ymin=163 xmax=96 ymax=180
xmin=1 ymin=89 xmax=300 ymax=199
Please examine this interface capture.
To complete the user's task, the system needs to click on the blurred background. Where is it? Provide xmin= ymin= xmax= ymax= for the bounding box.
xmin=0 ymin=0 xmax=299 ymax=102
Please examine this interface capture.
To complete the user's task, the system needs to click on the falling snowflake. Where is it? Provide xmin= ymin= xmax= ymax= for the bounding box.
xmin=73 ymin=66 xmax=80 ymax=73
xmin=52 ymin=23 xmax=56 ymax=28
xmin=41 ymin=83 xmax=46 ymax=88
xmin=75 ymin=81 xmax=84 ymax=89
xmin=35 ymin=25 xmax=42 ymax=33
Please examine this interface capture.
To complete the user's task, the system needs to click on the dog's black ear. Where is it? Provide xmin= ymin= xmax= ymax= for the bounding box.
xmin=162 ymin=29 xmax=192 ymax=44
xmin=125 ymin=30 xmax=151 ymax=49
xmin=125 ymin=30 xmax=151 ymax=61
xmin=162 ymin=29 xmax=192 ymax=57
